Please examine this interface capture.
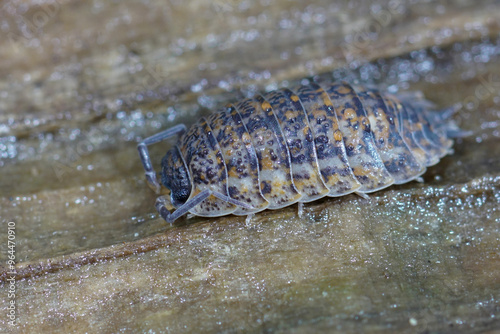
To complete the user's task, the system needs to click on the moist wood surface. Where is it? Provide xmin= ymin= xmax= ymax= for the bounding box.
xmin=0 ymin=1 xmax=499 ymax=333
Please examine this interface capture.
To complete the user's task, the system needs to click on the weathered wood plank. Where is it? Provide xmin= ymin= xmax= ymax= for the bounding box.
xmin=0 ymin=0 xmax=499 ymax=332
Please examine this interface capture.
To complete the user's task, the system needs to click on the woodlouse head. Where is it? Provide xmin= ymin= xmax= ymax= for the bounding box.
xmin=160 ymin=147 xmax=191 ymax=208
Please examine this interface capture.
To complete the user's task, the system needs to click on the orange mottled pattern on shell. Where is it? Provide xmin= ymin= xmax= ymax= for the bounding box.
xmin=206 ymin=105 xmax=269 ymax=215
xmin=264 ymin=88 xmax=329 ymax=202
xmin=355 ymin=87 xmax=425 ymax=184
xmin=294 ymin=83 xmax=362 ymax=196
xmin=322 ymin=82 xmax=395 ymax=192
xmin=178 ymin=118 xmax=236 ymax=216
xmin=235 ymin=95 xmax=302 ymax=209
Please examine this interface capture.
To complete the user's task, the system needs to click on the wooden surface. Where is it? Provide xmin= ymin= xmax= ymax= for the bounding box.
xmin=0 ymin=0 xmax=499 ymax=333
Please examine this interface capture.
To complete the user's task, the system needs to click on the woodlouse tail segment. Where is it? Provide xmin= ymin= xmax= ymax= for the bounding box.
xmin=401 ymin=97 xmax=472 ymax=139
xmin=442 ymin=124 xmax=474 ymax=139
xmin=385 ymin=95 xmax=429 ymax=167
xmin=425 ymin=104 xmax=473 ymax=139
xmin=400 ymin=101 xmax=441 ymax=166
xmin=356 ymin=87 xmax=425 ymax=184
xmin=323 ymin=82 xmax=395 ymax=193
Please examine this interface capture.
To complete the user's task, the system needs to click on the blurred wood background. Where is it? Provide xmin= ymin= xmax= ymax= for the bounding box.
xmin=0 ymin=0 xmax=499 ymax=333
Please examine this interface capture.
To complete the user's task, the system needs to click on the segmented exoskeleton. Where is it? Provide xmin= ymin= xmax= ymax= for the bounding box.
xmin=138 ymin=81 xmax=464 ymax=223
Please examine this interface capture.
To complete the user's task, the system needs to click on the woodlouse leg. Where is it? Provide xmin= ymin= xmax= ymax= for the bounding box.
xmin=245 ymin=214 xmax=254 ymax=225
xmin=298 ymin=202 xmax=304 ymax=218
xmin=137 ymin=124 xmax=187 ymax=194
xmin=211 ymin=192 xmax=253 ymax=210
xmin=155 ymin=189 xmax=253 ymax=223
xmin=354 ymin=191 xmax=370 ymax=200
xmin=155 ymin=189 xmax=211 ymax=223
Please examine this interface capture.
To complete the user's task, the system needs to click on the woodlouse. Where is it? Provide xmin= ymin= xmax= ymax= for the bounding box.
xmin=138 ymin=81 xmax=465 ymax=223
